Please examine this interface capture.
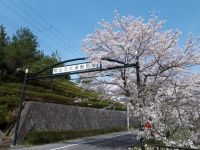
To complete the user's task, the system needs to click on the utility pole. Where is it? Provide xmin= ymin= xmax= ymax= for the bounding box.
xmin=13 ymin=69 xmax=28 ymax=146
xmin=127 ymin=102 xmax=130 ymax=131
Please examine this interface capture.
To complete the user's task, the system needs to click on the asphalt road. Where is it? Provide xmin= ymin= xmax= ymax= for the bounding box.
xmin=15 ymin=131 xmax=139 ymax=150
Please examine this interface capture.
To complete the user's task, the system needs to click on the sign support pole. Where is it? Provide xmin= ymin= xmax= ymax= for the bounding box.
xmin=13 ymin=69 xmax=28 ymax=146
xmin=127 ymin=103 xmax=130 ymax=131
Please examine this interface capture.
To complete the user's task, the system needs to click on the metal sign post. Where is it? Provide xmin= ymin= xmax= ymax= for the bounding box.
xmin=13 ymin=69 xmax=28 ymax=146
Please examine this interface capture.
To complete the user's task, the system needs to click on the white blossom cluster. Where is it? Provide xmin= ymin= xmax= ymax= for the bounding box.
xmin=81 ymin=12 xmax=200 ymax=148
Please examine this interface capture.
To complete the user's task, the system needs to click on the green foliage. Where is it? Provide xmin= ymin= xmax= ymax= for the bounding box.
xmin=4 ymin=28 xmax=39 ymax=74
xmin=24 ymin=127 xmax=125 ymax=144
xmin=0 ymin=25 xmax=8 ymax=48
xmin=171 ymin=128 xmax=190 ymax=142
xmin=0 ymin=25 xmax=61 ymax=77
xmin=26 ymin=91 xmax=74 ymax=104
xmin=0 ymin=25 xmax=9 ymax=74
xmin=0 ymin=96 xmax=18 ymax=129
xmin=29 ymin=51 xmax=61 ymax=75
xmin=0 ymin=105 xmax=8 ymax=124
xmin=112 ymin=103 xmax=127 ymax=111
xmin=146 ymin=139 xmax=164 ymax=146
xmin=77 ymin=101 xmax=109 ymax=108
xmin=0 ymin=110 xmax=15 ymax=127
xmin=0 ymin=81 xmax=126 ymax=110
xmin=0 ymin=96 xmax=18 ymax=108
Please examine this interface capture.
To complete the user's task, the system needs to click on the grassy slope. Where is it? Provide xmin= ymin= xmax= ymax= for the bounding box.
xmin=0 ymin=76 xmax=126 ymax=132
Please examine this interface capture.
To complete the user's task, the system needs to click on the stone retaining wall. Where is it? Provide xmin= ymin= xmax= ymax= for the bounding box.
xmin=17 ymin=101 xmax=137 ymax=141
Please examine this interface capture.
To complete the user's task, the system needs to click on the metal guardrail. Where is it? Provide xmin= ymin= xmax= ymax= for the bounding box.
xmin=154 ymin=145 xmax=200 ymax=150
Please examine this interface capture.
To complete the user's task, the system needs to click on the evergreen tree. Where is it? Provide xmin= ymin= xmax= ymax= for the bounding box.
xmin=5 ymin=27 xmax=39 ymax=74
xmin=30 ymin=50 xmax=61 ymax=75
xmin=0 ymin=25 xmax=9 ymax=76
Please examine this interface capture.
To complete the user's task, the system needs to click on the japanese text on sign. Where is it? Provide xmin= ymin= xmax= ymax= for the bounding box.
xmin=52 ymin=63 xmax=99 ymax=74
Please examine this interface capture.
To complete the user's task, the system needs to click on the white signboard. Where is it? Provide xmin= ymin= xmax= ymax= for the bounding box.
xmin=52 ymin=63 xmax=100 ymax=74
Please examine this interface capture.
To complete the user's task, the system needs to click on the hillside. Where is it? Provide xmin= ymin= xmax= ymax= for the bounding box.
xmin=0 ymin=75 xmax=126 ymax=135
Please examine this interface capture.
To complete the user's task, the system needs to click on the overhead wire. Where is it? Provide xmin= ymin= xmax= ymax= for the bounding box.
xmin=0 ymin=0 xmax=80 ymax=58
xmin=6 ymin=0 xmax=59 ymax=54
xmin=10 ymin=0 xmax=73 ymax=48
xmin=0 ymin=6 xmax=23 ymax=32
xmin=0 ymin=14 xmax=55 ymax=54
xmin=7 ymin=0 xmax=75 ymax=56
xmin=0 ymin=15 xmax=52 ymax=60
xmin=0 ymin=15 xmax=19 ymax=32
xmin=20 ymin=0 xmax=80 ymax=50
xmin=18 ymin=0 xmax=81 ymax=58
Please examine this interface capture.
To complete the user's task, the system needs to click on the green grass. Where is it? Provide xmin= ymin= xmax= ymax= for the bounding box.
xmin=24 ymin=127 xmax=125 ymax=144
xmin=0 ymin=80 xmax=126 ymax=110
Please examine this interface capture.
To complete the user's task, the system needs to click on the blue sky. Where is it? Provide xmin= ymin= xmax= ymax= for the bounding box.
xmin=0 ymin=0 xmax=200 ymax=69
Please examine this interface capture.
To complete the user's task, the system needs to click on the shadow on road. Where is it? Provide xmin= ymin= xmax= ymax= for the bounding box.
xmin=62 ymin=134 xmax=140 ymax=150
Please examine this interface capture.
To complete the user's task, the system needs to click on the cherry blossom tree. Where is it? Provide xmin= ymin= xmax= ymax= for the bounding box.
xmin=81 ymin=12 xmax=200 ymax=147
xmin=134 ymin=74 xmax=200 ymax=147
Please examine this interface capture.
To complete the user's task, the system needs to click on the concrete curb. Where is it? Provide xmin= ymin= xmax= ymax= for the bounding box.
xmin=10 ymin=145 xmax=25 ymax=149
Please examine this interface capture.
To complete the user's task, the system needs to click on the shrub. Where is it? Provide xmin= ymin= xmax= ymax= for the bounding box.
xmin=0 ymin=104 xmax=16 ymax=130
xmin=0 ymin=96 xmax=19 ymax=108
xmin=24 ymin=127 xmax=125 ymax=144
